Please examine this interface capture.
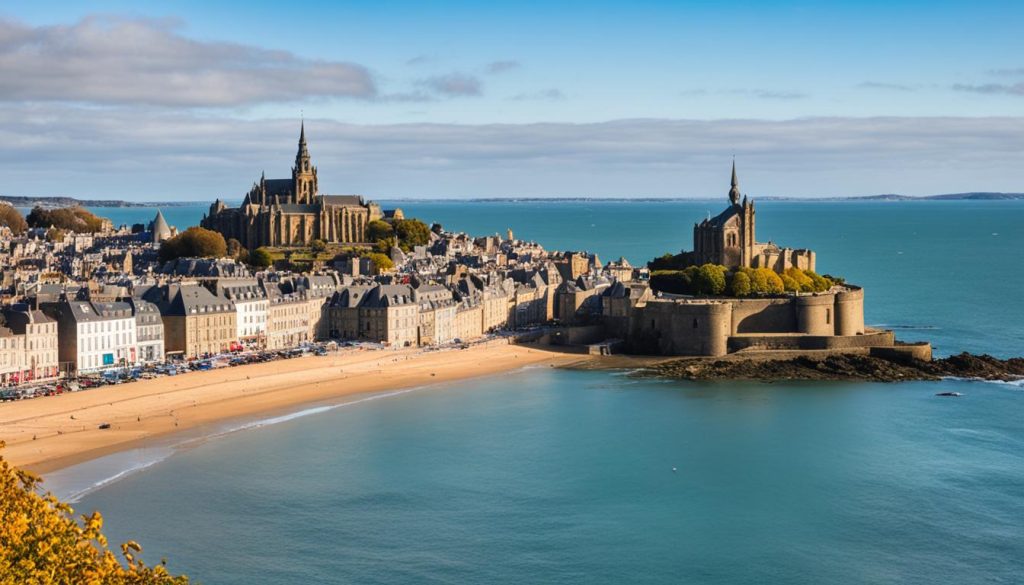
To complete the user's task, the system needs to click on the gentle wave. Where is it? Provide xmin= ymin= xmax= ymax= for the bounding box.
xmin=50 ymin=386 xmax=432 ymax=502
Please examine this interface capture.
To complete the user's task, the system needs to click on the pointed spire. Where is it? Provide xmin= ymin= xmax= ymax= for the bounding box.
xmin=728 ymin=158 xmax=741 ymax=205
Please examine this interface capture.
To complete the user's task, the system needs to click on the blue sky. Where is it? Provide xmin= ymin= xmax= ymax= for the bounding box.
xmin=1 ymin=1 xmax=1022 ymax=199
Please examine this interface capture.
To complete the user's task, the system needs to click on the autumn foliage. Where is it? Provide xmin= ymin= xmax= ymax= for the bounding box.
xmin=0 ymin=444 xmax=190 ymax=584
xmin=158 ymin=226 xmax=228 ymax=263
xmin=26 ymin=206 xmax=106 ymax=233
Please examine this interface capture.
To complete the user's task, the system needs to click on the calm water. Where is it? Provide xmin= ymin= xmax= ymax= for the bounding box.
xmin=42 ymin=199 xmax=1024 ymax=584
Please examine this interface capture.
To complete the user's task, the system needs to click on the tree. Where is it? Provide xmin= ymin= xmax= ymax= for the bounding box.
xmin=649 ymin=270 xmax=692 ymax=295
xmin=393 ymin=218 xmax=431 ymax=250
xmin=26 ymin=206 xmax=106 ymax=233
xmin=780 ymin=274 xmax=799 ymax=292
xmin=730 ymin=271 xmax=752 ymax=297
xmin=248 ymin=247 xmax=273 ymax=268
xmin=158 ymin=226 xmax=227 ymax=262
xmin=366 ymin=252 xmax=394 ymax=272
xmin=692 ymin=264 xmax=727 ymax=295
xmin=310 ymin=239 xmax=327 ymax=253
xmin=0 ymin=444 xmax=190 ymax=583
xmin=366 ymin=219 xmax=393 ymax=242
xmin=784 ymin=267 xmax=815 ymax=292
xmin=0 ymin=204 xmax=27 ymax=235
xmin=805 ymin=271 xmax=834 ymax=292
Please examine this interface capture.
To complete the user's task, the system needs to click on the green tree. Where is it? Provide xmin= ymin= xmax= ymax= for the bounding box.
xmin=805 ymin=271 xmax=833 ymax=292
xmin=692 ymin=264 xmax=727 ymax=295
xmin=310 ymin=239 xmax=327 ymax=253
xmin=158 ymin=226 xmax=227 ymax=262
xmin=730 ymin=270 xmax=752 ymax=297
xmin=0 ymin=205 xmax=28 ymax=235
xmin=649 ymin=270 xmax=692 ymax=295
xmin=366 ymin=219 xmax=394 ymax=242
xmin=248 ymin=247 xmax=273 ymax=268
xmin=393 ymin=218 xmax=431 ymax=250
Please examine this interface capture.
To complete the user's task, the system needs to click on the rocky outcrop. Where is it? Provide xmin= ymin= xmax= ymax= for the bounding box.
xmin=647 ymin=352 xmax=1024 ymax=383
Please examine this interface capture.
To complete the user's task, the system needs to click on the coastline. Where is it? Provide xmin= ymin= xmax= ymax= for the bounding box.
xmin=0 ymin=341 xmax=589 ymax=475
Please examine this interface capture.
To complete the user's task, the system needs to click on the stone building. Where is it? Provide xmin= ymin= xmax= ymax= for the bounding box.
xmin=128 ymin=298 xmax=164 ymax=363
xmin=693 ymin=163 xmax=815 ymax=272
xmin=151 ymin=284 xmax=237 ymax=359
xmin=2 ymin=306 xmax=59 ymax=382
xmin=201 ymin=124 xmax=399 ymax=249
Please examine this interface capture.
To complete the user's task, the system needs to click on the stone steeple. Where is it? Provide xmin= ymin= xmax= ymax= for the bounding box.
xmin=729 ymin=159 xmax=741 ymax=206
xmin=292 ymin=120 xmax=318 ymax=204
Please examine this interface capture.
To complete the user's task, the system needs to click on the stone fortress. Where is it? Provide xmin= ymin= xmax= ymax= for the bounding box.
xmin=601 ymin=164 xmax=923 ymax=360
xmin=201 ymin=124 xmax=400 ymax=250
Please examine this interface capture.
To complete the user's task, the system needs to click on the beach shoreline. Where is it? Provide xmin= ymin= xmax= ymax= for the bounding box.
xmin=0 ymin=341 xmax=591 ymax=475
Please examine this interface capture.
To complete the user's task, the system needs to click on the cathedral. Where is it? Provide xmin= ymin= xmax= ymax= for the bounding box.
xmin=202 ymin=124 xmax=397 ymax=249
xmin=692 ymin=162 xmax=815 ymax=272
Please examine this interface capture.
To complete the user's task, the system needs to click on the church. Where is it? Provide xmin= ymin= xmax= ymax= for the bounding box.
xmin=692 ymin=163 xmax=815 ymax=272
xmin=202 ymin=124 xmax=398 ymax=249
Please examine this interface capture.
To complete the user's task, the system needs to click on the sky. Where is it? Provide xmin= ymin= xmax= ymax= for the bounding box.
xmin=1 ymin=0 xmax=1022 ymax=200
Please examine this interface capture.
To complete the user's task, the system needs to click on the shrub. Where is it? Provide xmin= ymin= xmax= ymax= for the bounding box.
xmin=248 ymin=247 xmax=273 ymax=268
xmin=0 ymin=443 xmax=190 ymax=583
xmin=649 ymin=270 xmax=693 ymax=295
xmin=310 ymin=239 xmax=327 ymax=253
xmin=158 ymin=227 xmax=227 ymax=262
xmin=0 ymin=205 xmax=28 ymax=234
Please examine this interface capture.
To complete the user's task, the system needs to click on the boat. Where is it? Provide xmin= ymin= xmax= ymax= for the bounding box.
xmin=935 ymin=391 xmax=962 ymax=397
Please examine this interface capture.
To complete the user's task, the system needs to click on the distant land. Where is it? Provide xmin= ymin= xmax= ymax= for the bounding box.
xmin=1 ymin=192 xmax=1022 ymax=207
xmin=0 ymin=195 xmax=200 ymax=208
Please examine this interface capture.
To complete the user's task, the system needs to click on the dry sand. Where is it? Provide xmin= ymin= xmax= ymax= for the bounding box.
xmin=0 ymin=342 xmax=587 ymax=474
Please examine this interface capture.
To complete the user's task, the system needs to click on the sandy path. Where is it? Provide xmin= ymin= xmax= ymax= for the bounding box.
xmin=0 ymin=342 xmax=585 ymax=473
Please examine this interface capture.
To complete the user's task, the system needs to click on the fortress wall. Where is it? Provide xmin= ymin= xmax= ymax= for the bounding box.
xmin=729 ymin=298 xmax=796 ymax=334
xmin=728 ymin=329 xmax=894 ymax=352
xmin=870 ymin=342 xmax=932 ymax=363
xmin=835 ymin=287 xmax=865 ymax=336
xmin=795 ymin=295 xmax=835 ymax=336
xmin=633 ymin=301 xmax=731 ymax=356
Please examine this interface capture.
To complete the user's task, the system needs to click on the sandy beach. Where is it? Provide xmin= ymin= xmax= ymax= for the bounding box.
xmin=0 ymin=342 xmax=587 ymax=474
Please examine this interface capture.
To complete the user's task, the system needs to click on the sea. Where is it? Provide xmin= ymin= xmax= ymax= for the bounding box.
xmin=38 ymin=200 xmax=1024 ymax=584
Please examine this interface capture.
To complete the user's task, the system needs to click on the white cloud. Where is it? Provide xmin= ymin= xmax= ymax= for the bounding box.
xmin=0 ymin=16 xmax=377 ymax=107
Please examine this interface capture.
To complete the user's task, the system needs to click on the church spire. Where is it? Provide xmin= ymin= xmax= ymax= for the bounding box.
xmin=728 ymin=159 xmax=741 ymax=206
xmin=297 ymin=120 xmax=309 ymax=161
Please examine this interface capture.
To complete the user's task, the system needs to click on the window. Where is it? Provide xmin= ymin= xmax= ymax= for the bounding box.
xmin=826 ymin=309 xmax=831 ymax=325
xmin=693 ymin=319 xmax=699 ymax=329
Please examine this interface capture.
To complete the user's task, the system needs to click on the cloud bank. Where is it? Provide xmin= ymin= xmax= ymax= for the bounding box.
xmin=1 ymin=108 xmax=1021 ymax=199
xmin=0 ymin=16 xmax=377 ymax=106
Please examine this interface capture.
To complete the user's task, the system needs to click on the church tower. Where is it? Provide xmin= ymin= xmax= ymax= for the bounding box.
xmin=292 ymin=121 xmax=319 ymax=204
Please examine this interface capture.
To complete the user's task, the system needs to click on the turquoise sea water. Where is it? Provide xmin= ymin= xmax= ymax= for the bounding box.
xmin=39 ymin=200 xmax=1024 ymax=584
